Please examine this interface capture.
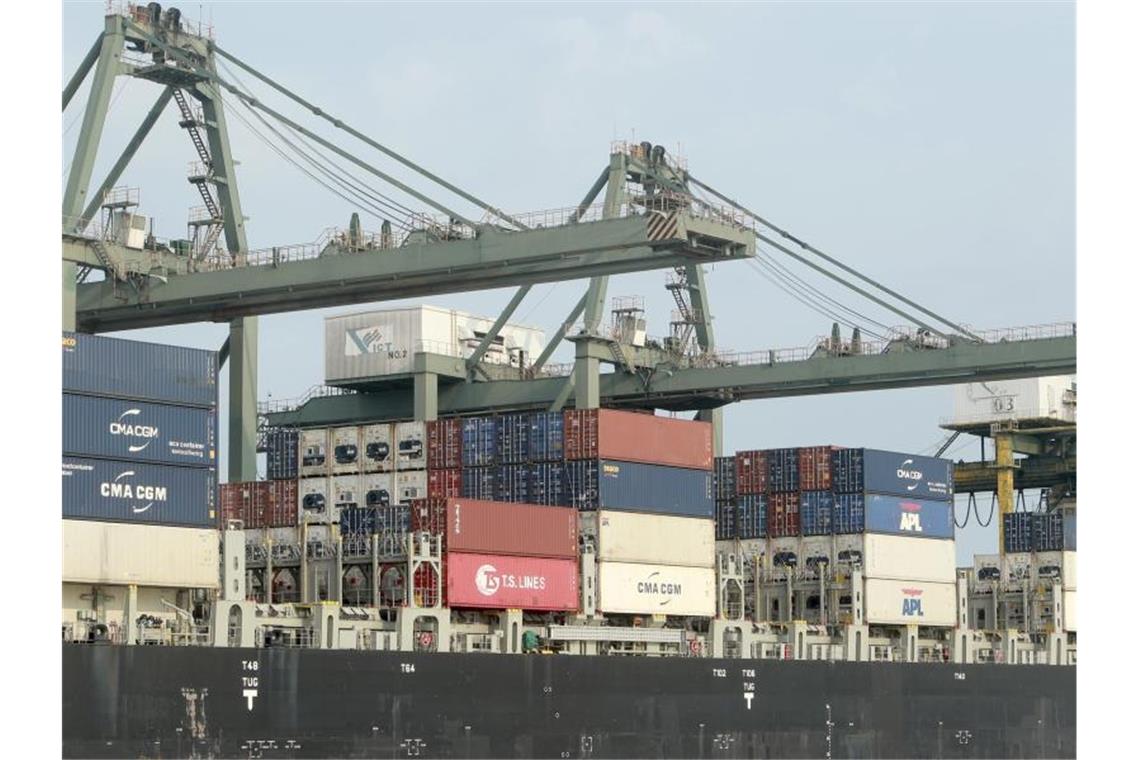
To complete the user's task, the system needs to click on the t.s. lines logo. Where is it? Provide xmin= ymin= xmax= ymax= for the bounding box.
xmin=901 ymin=587 xmax=925 ymax=617
xmin=108 ymin=408 xmax=159 ymax=452
xmin=896 ymin=458 xmax=923 ymax=491
xmin=475 ymin=564 xmax=501 ymax=597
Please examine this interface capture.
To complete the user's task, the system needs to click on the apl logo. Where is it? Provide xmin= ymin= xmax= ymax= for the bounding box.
xmin=344 ymin=326 xmax=390 ymax=357
xmin=100 ymin=470 xmax=168 ymax=514
xmin=898 ymin=501 xmax=923 ymax=532
xmin=896 ymin=458 xmax=923 ymax=491
xmin=108 ymin=408 xmax=159 ymax=453
xmin=475 ymin=564 xmax=501 ymax=596
xmin=901 ymin=587 xmax=924 ymax=617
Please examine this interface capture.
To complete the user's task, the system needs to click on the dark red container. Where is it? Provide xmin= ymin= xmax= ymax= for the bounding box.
xmin=798 ymin=446 xmax=838 ymax=491
xmin=264 ymin=480 xmax=298 ymax=527
xmin=446 ymin=498 xmax=577 ymax=559
xmin=446 ymin=552 xmax=579 ymax=611
xmin=409 ymin=498 xmax=448 ymax=536
xmin=563 ymin=409 xmax=712 ymax=470
xmin=767 ymin=492 xmax=801 ymax=537
xmin=220 ymin=480 xmax=298 ymax=528
xmin=219 ymin=482 xmax=254 ymax=527
xmin=427 ymin=419 xmax=462 ymax=470
xmin=735 ymin=450 xmax=769 ymax=494
xmin=427 ymin=469 xmax=462 ymax=499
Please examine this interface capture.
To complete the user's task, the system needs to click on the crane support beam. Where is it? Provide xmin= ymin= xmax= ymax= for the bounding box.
xmin=267 ymin=334 xmax=1076 ymax=427
xmin=74 ymin=213 xmax=751 ymax=332
xmin=63 ymin=33 xmax=104 ymax=111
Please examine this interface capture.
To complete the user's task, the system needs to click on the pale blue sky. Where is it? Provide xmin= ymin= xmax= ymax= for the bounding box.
xmin=63 ymin=1 xmax=1075 ymax=563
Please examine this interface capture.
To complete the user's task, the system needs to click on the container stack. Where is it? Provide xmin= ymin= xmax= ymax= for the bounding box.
xmin=62 ymin=332 xmax=220 ymax=589
xmin=713 ymin=456 xmax=737 ymax=540
xmin=458 ymin=411 xmax=566 ymax=505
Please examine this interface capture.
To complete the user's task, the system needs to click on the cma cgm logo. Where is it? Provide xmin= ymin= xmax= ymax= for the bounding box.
xmin=898 ymin=501 xmax=923 ymax=532
xmin=108 ymin=409 xmax=159 ymax=452
xmin=896 ymin=458 xmax=923 ymax=491
xmin=638 ymin=571 xmax=683 ymax=606
xmin=344 ymin=326 xmax=390 ymax=356
xmin=100 ymin=471 xmax=168 ymax=514
xmin=901 ymin=587 xmax=925 ymax=617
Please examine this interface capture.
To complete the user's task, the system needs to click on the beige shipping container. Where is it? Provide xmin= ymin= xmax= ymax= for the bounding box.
xmin=298 ymin=477 xmax=330 ymax=520
xmin=863 ymin=578 xmax=956 ymax=627
xmin=63 ymin=520 xmax=219 ymax=588
xmin=362 ymin=472 xmax=394 ymax=508
xmin=361 ymin=424 xmax=395 ymax=472
xmin=396 ymin=470 xmax=428 ymax=504
xmin=300 ymin=428 xmax=329 ymax=477
xmin=597 ymin=562 xmax=715 ymax=617
xmin=330 ymin=426 xmax=362 ymax=474
xmin=862 ymin=534 xmax=956 ymax=583
xmin=1002 ymin=552 xmax=1033 ymax=584
xmin=395 ymin=421 xmax=427 ymax=470
xmin=1034 ymin=551 xmax=1076 ymax=590
xmin=332 ymin=475 xmax=362 ymax=510
xmin=596 ymin=511 xmax=714 ymax=568
xmin=1063 ymin=590 xmax=1076 ymax=631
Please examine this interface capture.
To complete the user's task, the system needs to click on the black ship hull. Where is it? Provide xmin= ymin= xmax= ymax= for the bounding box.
xmin=62 ymin=644 xmax=1075 ymax=759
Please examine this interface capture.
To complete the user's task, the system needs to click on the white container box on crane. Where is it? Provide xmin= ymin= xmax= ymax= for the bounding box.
xmin=951 ymin=375 xmax=1076 ymax=427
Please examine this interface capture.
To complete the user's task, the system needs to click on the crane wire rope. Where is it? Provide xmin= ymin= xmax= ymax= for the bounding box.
xmin=955 ymin=494 xmax=974 ymax=530
xmin=974 ymin=493 xmax=995 ymax=528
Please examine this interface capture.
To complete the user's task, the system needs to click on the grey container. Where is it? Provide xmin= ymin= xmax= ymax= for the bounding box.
xmin=62 ymin=393 xmax=216 ymax=468
xmin=62 ymin=332 xmax=217 ymax=408
xmin=62 ymin=456 xmax=216 ymax=527
xmin=564 ymin=459 xmax=713 ymax=518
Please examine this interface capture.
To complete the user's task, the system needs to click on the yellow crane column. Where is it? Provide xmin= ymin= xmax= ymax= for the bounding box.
xmin=993 ymin=423 xmax=1016 ymax=553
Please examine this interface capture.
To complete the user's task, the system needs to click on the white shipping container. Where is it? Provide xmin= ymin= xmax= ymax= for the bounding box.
xmin=834 ymin=534 xmax=864 ymax=566
xmin=1002 ymin=553 xmax=1033 ymax=584
xmin=1034 ymin=551 xmax=1076 ymax=590
xmin=396 ymin=470 xmax=428 ymax=504
xmin=361 ymin=424 xmax=395 ymax=472
xmin=330 ymin=426 xmax=362 ymax=474
xmin=325 ymin=306 xmax=546 ymax=383
xmin=951 ymin=375 xmax=1076 ymax=427
xmin=332 ymin=475 xmax=362 ymax=509
xmin=361 ymin=472 xmax=394 ymax=508
xmin=862 ymin=534 xmax=956 ymax=583
xmin=766 ymin=537 xmax=800 ymax=573
xmin=300 ymin=429 xmax=330 ymax=477
xmin=800 ymin=536 xmax=832 ymax=564
xmin=596 ymin=511 xmax=714 ymax=568
xmin=1063 ymin=590 xmax=1076 ymax=631
xmin=973 ymin=553 xmax=1002 ymax=583
xmin=62 ymin=520 xmax=219 ymax=588
xmin=298 ymin=477 xmax=330 ymax=520
xmin=395 ymin=421 xmax=427 ymax=470
xmin=597 ymin=562 xmax=716 ymax=617
xmin=863 ymin=578 xmax=956 ymax=627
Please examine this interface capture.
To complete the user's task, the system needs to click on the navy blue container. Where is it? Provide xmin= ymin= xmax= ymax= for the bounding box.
xmin=62 ymin=332 xmax=217 ymax=408
xmin=738 ymin=494 xmax=767 ymax=539
xmin=1033 ymin=511 xmax=1077 ymax=552
xmin=266 ymin=428 xmax=300 ymax=480
xmin=800 ymin=491 xmax=834 ymax=536
xmin=62 ymin=456 xmax=216 ymax=527
xmin=527 ymin=412 xmax=564 ymax=462
xmin=767 ymin=448 xmax=800 ymax=493
xmin=1004 ymin=513 xmax=1034 ymax=553
xmin=494 ymin=463 xmax=530 ymax=503
xmin=340 ymin=506 xmax=378 ymax=535
xmin=715 ymin=500 xmax=737 ymax=540
xmin=376 ymin=504 xmax=410 ymax=534
xmin=1063 ymin=510 xmax=1077 ymax=551
xmin=864 ymin=494 xmax=954 ymax=539
xmin=563 ymin=460 xmax=713 ymax=517
xmin=714 ymin=457 xmax=737 ymax=501
xmin=462 ymin=417 xmax=496 ymax=468
xmin=461 ymin=467 xmax=496 ymax=501
xmin=62 ymin=393 xmax=216 ymax=468
xmin=528 ymin=462 xmax=565 ymax=506
xmin=832 ymin=448 xmax=953 ymax=501
xmin=495 ymin=413 xmax=530 ymax=465
xmin=833 ymin=493 xmax=866 ymax=535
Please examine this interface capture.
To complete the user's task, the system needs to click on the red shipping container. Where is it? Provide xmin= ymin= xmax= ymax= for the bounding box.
xmin=798 ymin=446 xmax=838 ymax=491
xmin=427 ymin=469 xmax=462 ymax=499
xmin=265 ymin=480 xmax=299 ymax=528
xmin=562 ymin=409 xmax=712 ymax=470
xmin=767 ymin=492 xmax=801 ymax=537
xmin=446 ymin=552 xmax=579 ymax=611
xmin=410 ymin=498 xmax=448 ymax=536
xmin=445 ymin=498 xmax=577 ymax=559
xmin=219 ymin=482 xmax=255 ymax=527
xmin=735 ymin=450 xmax=768 ymax=495
xmin=427 ymin=419 xmax=462 ymax=470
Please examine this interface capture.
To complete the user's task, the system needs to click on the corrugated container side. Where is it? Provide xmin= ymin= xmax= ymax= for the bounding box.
xmin=798 ymin=446 xmax=836 ymax=491
xmin=1002 ymin=513 xmax=1034 ymax=553
xmin=527 ymin=412 xmax=564 ymax=462
xmin=409 ymin=498 xmax=447 ymax=536
xmin=395 ymin=470 xmax=428 ymax=504
xmin=1033 ymin=550 xmax=1076 ymax=590
xmin=461 ymin=467 xmax=496 ymax=501
xmin=362 ymin=472 xmax=393 ymax=508
xmin=298 ymin=477 xmax=330 ymax=520
xmin=265 ymin=480 xmax=298 ymax=527
xmin=767 ymin=492 xmax=800 ymax=537
xmin=446 ymin=552 xmax=579 ymax=611
xmin=445 ymin=498 xmax=577 ymax=558
xmin=376 ymin=504 xmax=411 ymax=534
xmin=330 ymin=426 xmax=362 ymax=474
xmin=738 ymin=494 xmax=767 ymax=539
xmin=340 ymin=506 xmax=377 ymax=535
xmin=715 ymin=500 xmax=737 ymax=540
xmin=427 ymin=469 xmax=461 ymax=499
xmin=426 ymin=419 xmax=462 ymax=470
xmin=332 ymin=475 xmax=361 ymax=510
xmin=495 ymin=413 xmax=530 ymax=465
xmin=62 ymin=520 xmax=220 ymax=588
xmin=767 ymin=448 xmax=800 ymax=493
xmin=863 ymin=578 xmax=956 ymax=627
xmin=714 ymin=457 xmax=737 ymax=500
xmin=62 ymin=457 xmax=216 ymax=527
xmin=62 ymin=332 xmax=218 ymax=408
xmin=219 ymin=482 xmax=253 ymax=526
xmin=799 ymin=491 xmax=834 ymax=536
xmin=564 ymin=410 xmax=712 ymax=470
xmin=1063 ymin=510 xmax=1077 ymax=551
xmin=563 ymin=460 xmax=713 ymax=517
xmin=862 ymin=534 xmax=956 ymax=583
xmin=461 ymin=418 xmax=496 ymax=467
xmin=833 ymin=493 xmax=866 ymax=535
xmin=734 ymin=450 xmax=768 ymax=494
xmin=62 ymin=394 xmax=217 ymax=468
xmin=834 ymin=449 xmax=953 ymax=500
xmin=300 ymin=429 xmax=329 ymax=477
xmin=596 ymin=510 xmax=714 ymax=567
xmin=266 ymin=429 xmax=299 ymax=480
xmin=395 ymin=421 xmax=427 ymax=470
xmin=361 ymin=424 xmax=394 ymax=472
xmin=596 ymin=562 xmax=716 ymax=616
xmin=528 ymin=462 xmax=565 ymax=506
xmin=1033 ymin=511 xmax=1077 ymax=552
xmin=494 ymin=464 xmax=530 ymax=503
xmin=865 ymin=494 xmax=954 ymax=540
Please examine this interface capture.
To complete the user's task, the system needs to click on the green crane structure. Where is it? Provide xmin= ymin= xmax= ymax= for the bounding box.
xmin=63 ymin=5 xmax=1076 ymax=479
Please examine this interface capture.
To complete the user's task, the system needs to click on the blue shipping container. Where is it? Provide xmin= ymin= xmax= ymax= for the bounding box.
xmin=62 ymin=456 xmax=216 ymax=527
xmin=528 ymin=462 xmax=565 ymax=506
xmin=714 ymin=457 xmax=737 ymax=501
xmin=715 ymin=500 xmax=737 ymax=540
xmin=495 ymin=414 xmax=530 ymax=465
xmin=62 ymin=332 xmax=217 ymax=408
xmin=564 ymin=460 xmax=713 ymax=517
xmin=738 ymin=494 xmax=767 ymax=539
xmin=864 ymin=494 xmax=954 ymax=539
xmin=1003 ymin=513 xmax=1034 ymax=553
xmin=528 ymin=412 xmax=564 ymax=462
xmin=340 ymin=506 xmax=378 ymax=535
xmin=800 ymin=491 xmax=834 ymax=536
xmin=767 ymin=448 xmax=800 ymax=493
xmin=462 ymin=418 xmax=496 ymax=468
xmin=495 ymin=464 xmax=530 ymax=503
xmin=376 ymin=504 xmax=410 ymax=534
xmin=461 ymin=467 xmax=496 ymax=501
xmin=832 ymin=448 xmax=953 ymax=501
xmin=266 ymin=429 xmax=299 ymax=480
xmin=62 ymin=393 xmax=216 ymax=468
xmin=1032 ymin=510 xmax=1077 ymax=552
xmin=832 ymin=493 xmax=866 ymax=535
